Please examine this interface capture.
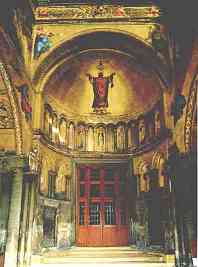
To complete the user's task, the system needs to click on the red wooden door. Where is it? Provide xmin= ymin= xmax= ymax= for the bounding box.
xmin=76 ymin=164 xmax=129 ymax=246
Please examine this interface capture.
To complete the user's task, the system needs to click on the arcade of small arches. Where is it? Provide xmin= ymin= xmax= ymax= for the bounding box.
xmin=42 ymin=100 xmax=167 ymax=154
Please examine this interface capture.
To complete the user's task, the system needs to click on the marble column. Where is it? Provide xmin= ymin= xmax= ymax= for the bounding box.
xmin=18 ymin=182 xmax=30 ymax=267
xmin=4 ymin=166 xmax=24 ymax=267
xmin=25 ymin=180 xmax=36 ymax=267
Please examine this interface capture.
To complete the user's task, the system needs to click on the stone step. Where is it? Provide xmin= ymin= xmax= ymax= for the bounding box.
xmin=43 ymin=251 xmax=158 ymax=256
xmin=31 ymin=257 xmax=174 ymax=266
xmin=31 ymin=246 xmax=168 ymax=265
xmin=67 ymin=246 xmax=138 ymax=250
xmin=41 ymin=256 xmax=164 ymax=263
xmin=31 ymin=263 xmax=174 ymax=267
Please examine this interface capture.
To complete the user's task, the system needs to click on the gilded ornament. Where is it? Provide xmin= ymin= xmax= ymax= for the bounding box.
xmin=0 ymin=102 xmax=14 ymax=128
xmin=35 ymin=5 xmax=161 ymax=21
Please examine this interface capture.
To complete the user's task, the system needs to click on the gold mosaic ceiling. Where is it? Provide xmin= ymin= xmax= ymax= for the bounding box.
xmin=44 ymin=50 xmax=162 ymax=121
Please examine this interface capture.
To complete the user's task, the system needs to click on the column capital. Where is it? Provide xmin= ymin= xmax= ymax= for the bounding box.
xmin=0 ymin=152 xmax=27 ymax=173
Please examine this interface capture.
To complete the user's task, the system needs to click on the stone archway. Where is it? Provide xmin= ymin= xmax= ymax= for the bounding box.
xmin=33 ymin=30 xmax=170 ymax=93
xmin=32 ymin=30 xmax=170 ymax=133
xmin=0 ymin=63 xmax=23 ymax=154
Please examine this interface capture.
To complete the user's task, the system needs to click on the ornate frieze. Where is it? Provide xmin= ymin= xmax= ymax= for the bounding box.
xmin=34 ymin=5 xmax=161 ymax=22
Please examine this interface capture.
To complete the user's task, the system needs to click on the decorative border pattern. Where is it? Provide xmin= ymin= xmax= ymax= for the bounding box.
xmin=0 ymin=63 xmax=23 ymax=154
xmin=184 ymin=73 xmax=197 ymax=152
xmin=35 ymin=5 xmax=161 ymax=21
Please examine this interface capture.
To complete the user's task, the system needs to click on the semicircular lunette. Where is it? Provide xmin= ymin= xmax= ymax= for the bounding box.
xmin=44 ymin=50 xmax=162 ymax=120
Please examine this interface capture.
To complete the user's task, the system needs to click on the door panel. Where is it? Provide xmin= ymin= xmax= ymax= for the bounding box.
xmin=103 ymin=226 xmax=118 ymax=246
xmin=76 ymin=164 xmax=129 ymax=246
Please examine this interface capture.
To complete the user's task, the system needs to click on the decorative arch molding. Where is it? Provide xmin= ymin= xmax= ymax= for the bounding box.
xmin=138 ymin=160 xmax=150 ymax=175
xmin=33 ymin=27 xmax=149 ymax=64
xmin=152 ymin=151 xmax=164 ymax=169
xmin=151 ymin=151 xmax=166 ymax=187
xmin=184 ymin=72 xmax=198 ymax=152
xmin=0 ymin=62 xmax=23 ymax=154
xmin=33 ymin=30 xmax=170 ymax=93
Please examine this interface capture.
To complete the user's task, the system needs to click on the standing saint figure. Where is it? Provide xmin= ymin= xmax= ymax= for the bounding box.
xmin=138 ymin=119 xmax=146 ymax=144
xmin=96 ymin=127 xmax=105 ymax=151
xmin=28 ymin=146 xmax=40 ymax=173
xmin=154 ymin=111 xmax=161 ymax=136
xmin=16 ymin=84 xmax=32 ymax=121
xmin=86 ymin=61 xmax=115 ymax=113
